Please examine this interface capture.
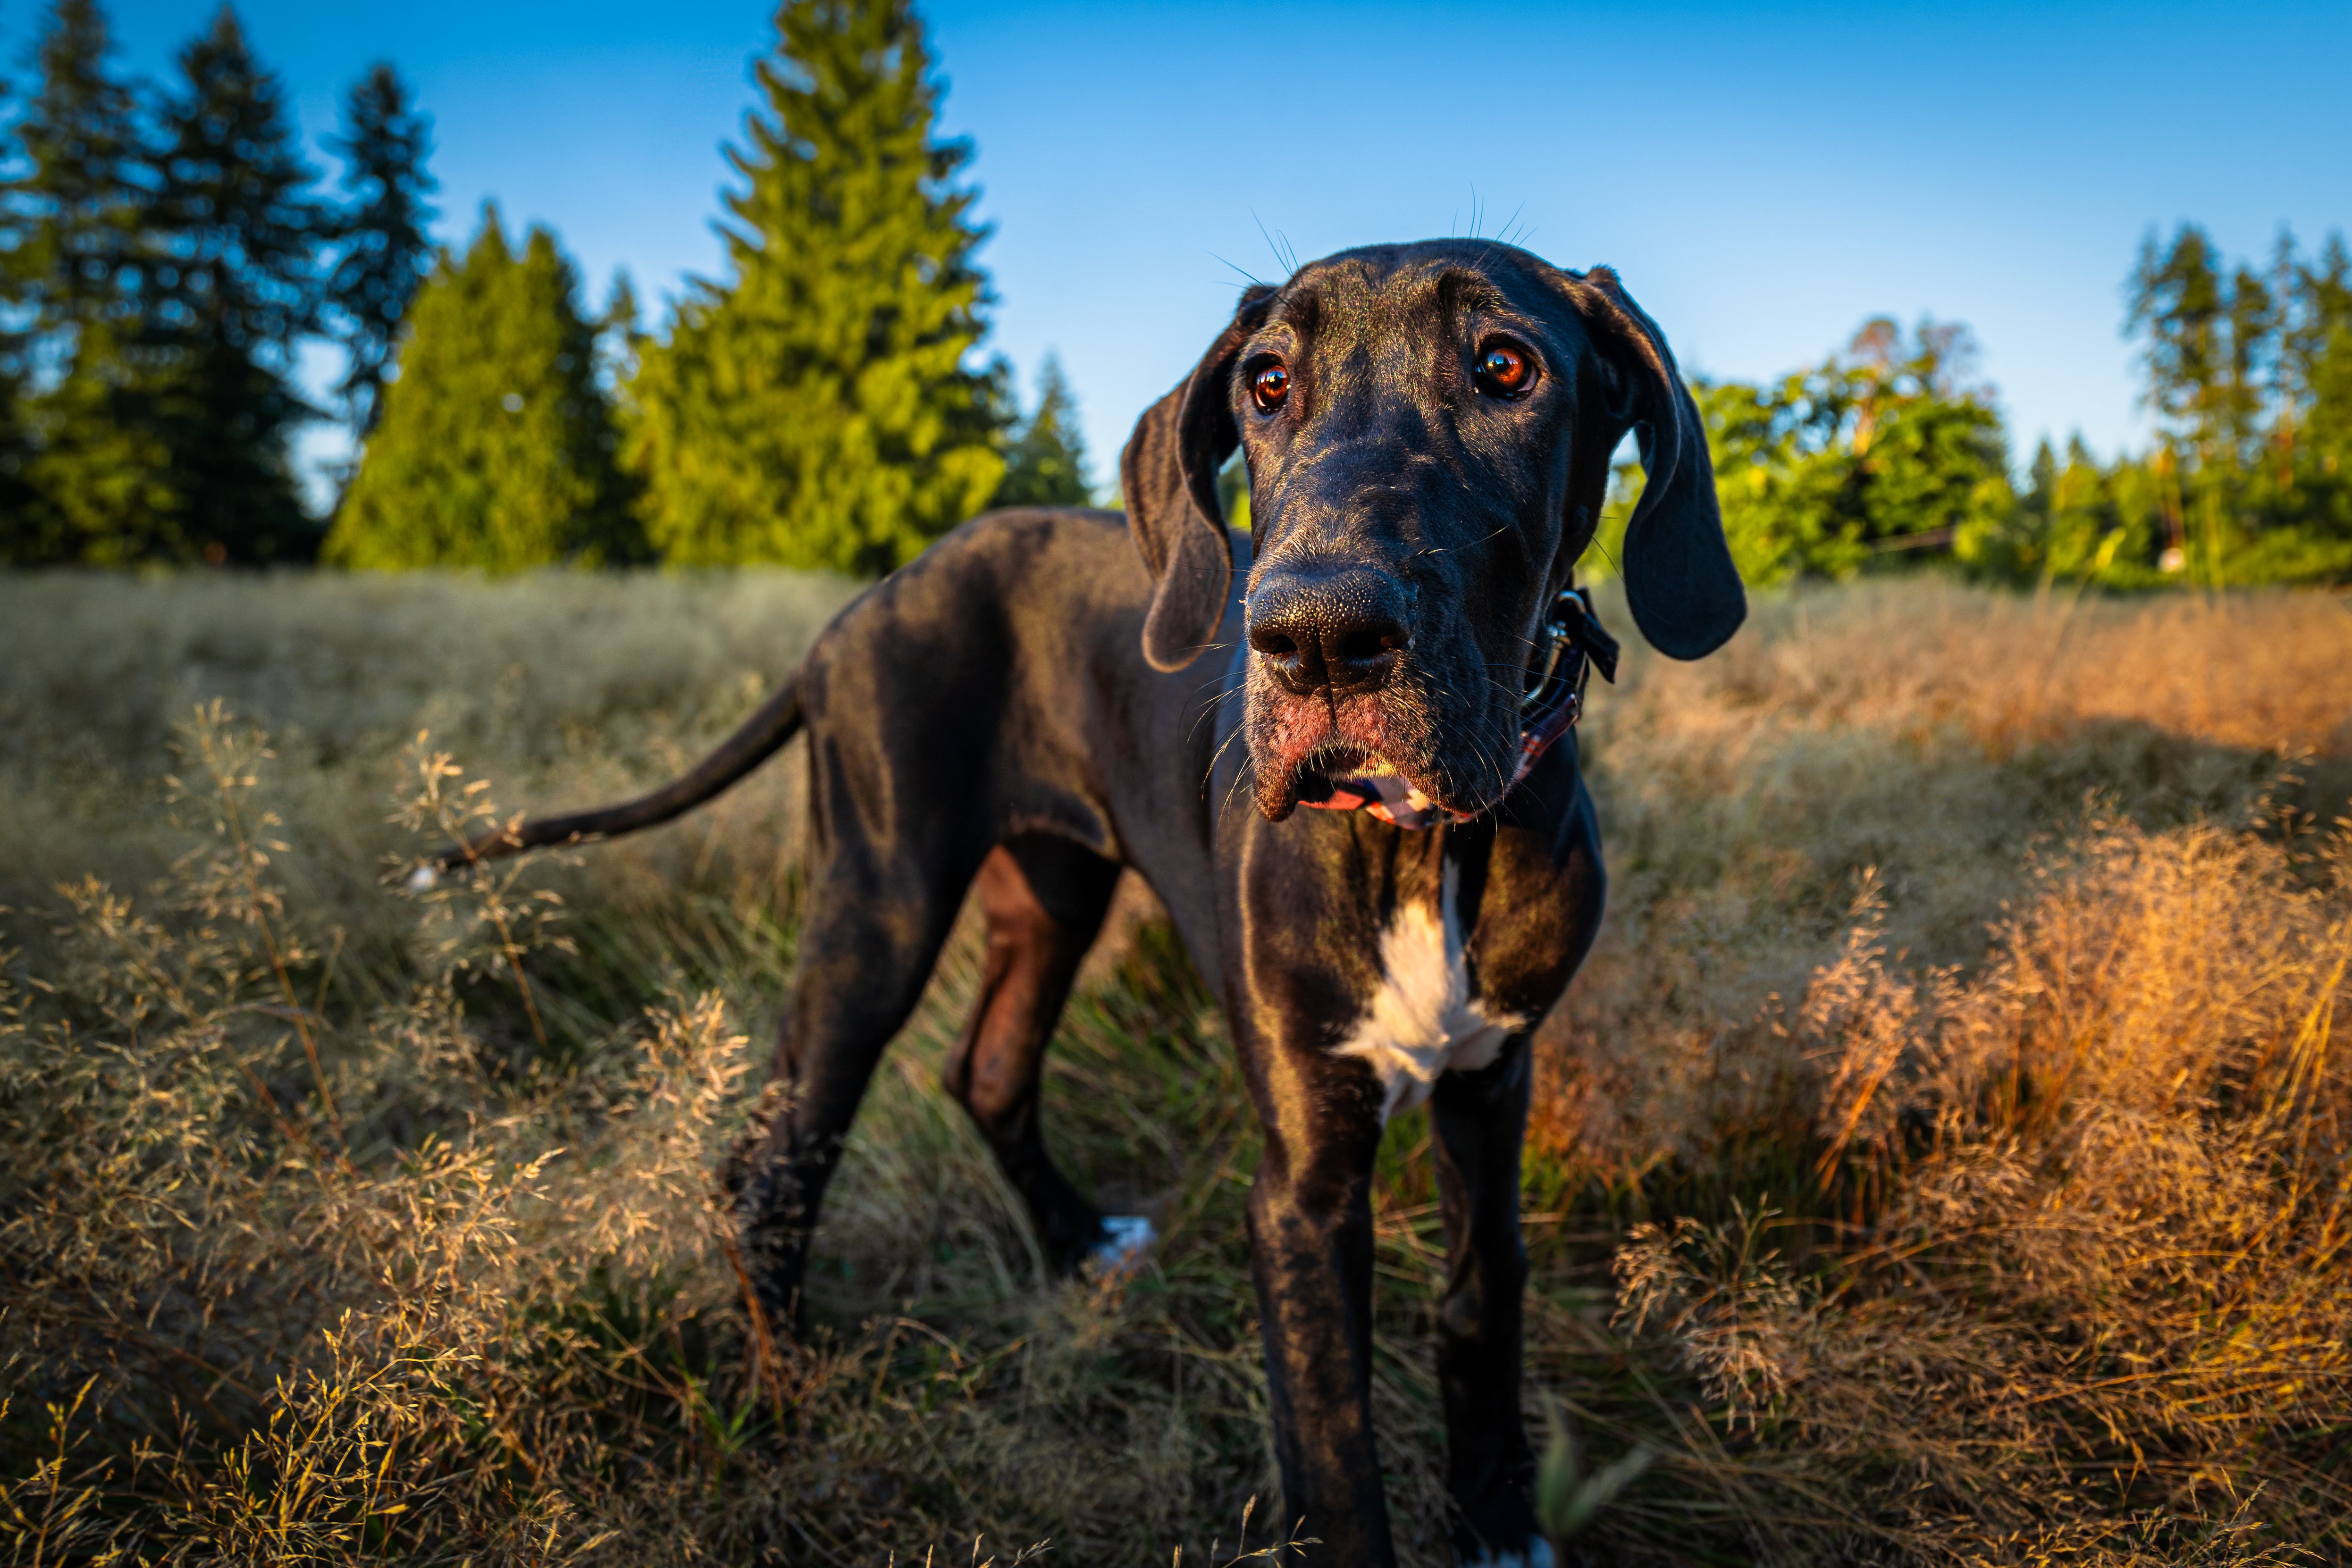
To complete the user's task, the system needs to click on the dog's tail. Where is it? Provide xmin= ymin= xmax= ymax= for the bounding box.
xmin=422 ymin=674 xmax=806 ymax=880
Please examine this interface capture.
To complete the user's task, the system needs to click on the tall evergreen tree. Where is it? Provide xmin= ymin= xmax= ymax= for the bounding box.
xmin=326 ymin=208 xmax=640 ymax=570
xmin=2121 ymin=224 xmax=2352 ymax=582
xmin=625 ymin=0 xmax=1005 ymax=573
xmin=992 ymin=352 xmax=1091 ymax=508
xmin=2127 ymin=227 xmax=2288 ymax=496
xmin=326 ymin=62 xmax=433 ymax=436
xmin=0 ymin=86 xmax=33 ymax=536
xmin=145 ymin=5 xmax=325 ymax=561
xmin=0 ymin=0 xmax=155 ymax=563
xmin=3 ymin=0 xmax=144 ymax=361
xmin=2285 ymin=235 xmax=2352 ymax=478
xmin=14 ymin=322 xmax=185 ymax=564
xmin=2270 ymin=233 xmax=2352 ymax=562
xmin=2129 ymin=226 xmax=2230 ymax=457
xmin=2220 ymin=261 xmax=2281 ymax=471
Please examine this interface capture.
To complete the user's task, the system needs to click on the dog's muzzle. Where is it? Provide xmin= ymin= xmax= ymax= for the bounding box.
xmin=1299 ymin=587 xmax=1620 ymax=829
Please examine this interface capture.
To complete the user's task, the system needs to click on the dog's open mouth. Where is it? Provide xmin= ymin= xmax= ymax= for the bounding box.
xmin=1302 ymin=741 xmax=1388 ymax=779
xmin=1248 ymin=692 xmax=1374 ymax=819
xmin=1242 ymin=648 xmax=1507 ymax=823
xmin=1292 ymin=743 xmax=1395 ymax=801
xmin=1252 ymin=727 xmax=1476 ymax=824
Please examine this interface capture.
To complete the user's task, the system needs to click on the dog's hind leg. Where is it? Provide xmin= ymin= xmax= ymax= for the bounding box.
xmin=731 ymin=849 xmax=972 ymax=1331
xmin=942 ymin=835 xmax=1124 ymax=1273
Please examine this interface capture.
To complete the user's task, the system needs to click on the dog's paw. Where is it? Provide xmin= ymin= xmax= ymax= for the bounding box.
xmin=406 ymin=864 xmax=439 ymax=891
xmin=1088 ymin=1215 xmax=1157 ymax=1276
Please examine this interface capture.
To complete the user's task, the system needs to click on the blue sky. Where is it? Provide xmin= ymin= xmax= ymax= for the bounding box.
xmin=11 ymin=1 xmax=2350 ymax=498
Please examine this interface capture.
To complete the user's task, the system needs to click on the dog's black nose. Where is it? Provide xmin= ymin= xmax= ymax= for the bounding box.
xmin=1247 ymin=564 xmax=1410 ymax=696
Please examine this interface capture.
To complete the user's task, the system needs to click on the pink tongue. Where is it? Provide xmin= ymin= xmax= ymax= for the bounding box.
xmin=1301 ymin=773 xmax=1454 ymax=830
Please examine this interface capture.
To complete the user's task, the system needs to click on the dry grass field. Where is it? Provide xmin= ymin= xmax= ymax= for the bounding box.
xmin=3 ymin=567 xmax=2350 ymax=1566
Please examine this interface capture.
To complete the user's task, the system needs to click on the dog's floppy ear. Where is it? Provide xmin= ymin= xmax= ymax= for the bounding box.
xmin=1567 ymin=266 xmax=1746 ymax=661
xmin=1120 ymin=287 xmax=1275 ymax=672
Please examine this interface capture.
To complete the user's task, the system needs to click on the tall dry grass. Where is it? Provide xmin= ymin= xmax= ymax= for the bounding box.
xmin=2 ymin=569 xmax=2349 ymax=1565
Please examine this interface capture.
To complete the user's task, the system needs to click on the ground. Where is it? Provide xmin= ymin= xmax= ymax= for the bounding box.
xmin=2 ymin=567 xmax=2348 ymax=1566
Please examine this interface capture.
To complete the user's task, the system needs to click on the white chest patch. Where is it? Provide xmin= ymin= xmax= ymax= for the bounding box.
xmin=1332 ymin=861 xmax=1529 ymax=1123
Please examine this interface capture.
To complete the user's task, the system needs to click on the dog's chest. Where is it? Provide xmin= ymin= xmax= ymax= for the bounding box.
xmin=1332 ymin=859 xmax=1530 ymax=1122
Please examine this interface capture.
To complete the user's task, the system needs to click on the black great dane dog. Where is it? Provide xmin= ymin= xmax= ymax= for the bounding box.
xmin=435 ymin=241 xmax=1744 ymax=1567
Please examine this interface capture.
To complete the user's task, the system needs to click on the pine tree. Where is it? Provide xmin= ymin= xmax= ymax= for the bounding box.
xmin=15 ymin=323 xmax=186 ymax=564
xmin=2130 ymin=226 xmax=2230 ymax=455
xmin=2274 ymin=233 xmax=2352 ymax=564
xmin=993 ymin=352 xmax=1092 ymax=508
xmin=0 ymin=67 xmax=34 ymax=534
xmin=326 ymin=208 xmax=640 ymax=570
xmin=0 ymin=0 xmax=158 ymax=563
xmin=0 ymin=375 xmax=28 ymax=549
xmin=1965 ymin=435 xmax=2060 ymax=580
xmin=145 ymin=5 xmax=326 ymax=562
xmin=2022 ymin=437 xmax=2058 ymax=537
xmin=3 ymin=0 xmax=143 ymax=357
xmin=625 ymin=0 xmax=1005 ymax=573
xmin=326 ymin=62 xmax=434 ymax=437
xmin=2286 ymin=235 xmax=2352 ymax=480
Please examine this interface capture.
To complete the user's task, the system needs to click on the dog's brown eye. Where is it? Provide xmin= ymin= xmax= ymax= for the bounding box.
xmin=1475 ymin=343 xmax=1536 ymax=397
xmin=1251 ymin=361 xmax=1290 ymax=412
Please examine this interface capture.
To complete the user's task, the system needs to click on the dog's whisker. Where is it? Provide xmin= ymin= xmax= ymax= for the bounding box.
xmin=1205 ymin=724 xmax=1249 ymax=786
xmin=1405 ymin=521 xmax=1512 ymax=561
xmin=1185 ymin=661 xmax=1256 ymax=746
xmin=1209 ymin=250 xmax=1266 ymax=290
xmin=1190 ymin=684 xmax=1243 ymax=743
xmin=1214 ymin=739 xmax=1262 ymax=820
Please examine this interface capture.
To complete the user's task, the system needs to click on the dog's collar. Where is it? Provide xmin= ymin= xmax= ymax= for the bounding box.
xmin=1300 ymin=586 xmax=1619 ymax=830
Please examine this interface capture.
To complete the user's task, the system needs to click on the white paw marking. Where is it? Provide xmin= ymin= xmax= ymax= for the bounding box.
xmin=1460 ymin=1539 xmax=1554 ymax=1568
xmin=1332 ymin=860 xmax=1528 ymax=1122
xmin=406 ymin=864 xmax=439 ymax=891
xmin=1090 ymin=1214 xmax=1156 ymax=1275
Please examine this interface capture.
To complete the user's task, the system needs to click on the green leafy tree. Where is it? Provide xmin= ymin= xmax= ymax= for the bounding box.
xmin=625 ymin=0 xmax=1005 ymax=573
xmin=143 ymin=5 xmax=327 ymax=562
xmin=326 ymin=209 xmax=640 ymax=570
xmin=992 ymin=352 xmax=1091 ymax=508
xmin=325 ymin=62 xmax=434 ymax=437
xmin=1697 ymin=317 xmax=2011 ymax=584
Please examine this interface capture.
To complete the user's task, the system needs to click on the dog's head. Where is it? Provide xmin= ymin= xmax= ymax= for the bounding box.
xmin=1122 ymin=240 xmax=1744 ymax=821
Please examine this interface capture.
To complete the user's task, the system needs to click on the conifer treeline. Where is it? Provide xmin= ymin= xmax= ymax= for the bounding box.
xmin=326 ymin=213 xmax=640 ymax=571
xmin=6 ymin=1 xmax=2340 ymax=586
xmin=0 ymin=0 xmax=1091 ymax=573
xmin=1976 ymin=227 xmax=2352 ymax=587
xmin=0 ymin=0 xmax=433 ymax=564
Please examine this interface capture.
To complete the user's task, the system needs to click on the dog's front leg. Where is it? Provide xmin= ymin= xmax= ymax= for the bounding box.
xmin=1239 ymin=1018 xmax=1397 ymax=1567
xmin=1431 ymin=1044 xmax=1546 ymax=1567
